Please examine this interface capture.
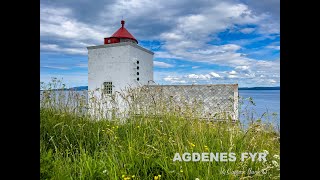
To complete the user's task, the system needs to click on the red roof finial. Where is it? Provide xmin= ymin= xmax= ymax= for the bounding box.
xmin=104 ymin=19 xmax=138 ymax=44
xmin=121 ymin=20 xmax=125 ymax=28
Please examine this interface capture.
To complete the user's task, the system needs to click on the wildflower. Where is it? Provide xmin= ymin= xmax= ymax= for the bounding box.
xmin=204 ymin=145 xmax=209 ymax=151
xmin=102 ymin=170 xmax=107 ymax=173
xmin=158 ymin=175 xmax=161 ymax=178
xmin=263 ymin=150 xmax=269 ymax=155
xmin=112 ymin=126 xmax=115 ymax=129
xmin=122 ymin=175 xmax=125 ymax=178
xmin=116 ymin=126 xmax=119 ymax=128
xmin=102 ymin=130 xmax=105 ymax=132
xmin=272 ymin=160 xmax=279 ymax=167
xmin=131 ymin=175 xmax=135 ymax=178
xmin=180 ymin=169 xmax=183 ymax=173
xmin=195 ymin=178 xmax=200 ymax=180
xmin=124 ymin=177 xmax=131 ymax=180
xmin=159 ymin=120 xmax=163 ymax=123
xmin=137 ymin=126 xmax=140 ymax=128
xmin=154 ymin=176 xmax=159 ymax=180
xmin=273 ymin=155 xmax=280 ymax=159
xmin=189 ymin=142 xmax=195 ymax=147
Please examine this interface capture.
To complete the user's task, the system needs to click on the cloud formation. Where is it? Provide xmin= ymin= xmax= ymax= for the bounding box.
xmin=40 ymin=0 xmax=279 ymax=87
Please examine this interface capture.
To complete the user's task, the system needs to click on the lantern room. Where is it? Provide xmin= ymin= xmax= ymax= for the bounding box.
xmin=104 ymin=20 xmax=138 ymax=44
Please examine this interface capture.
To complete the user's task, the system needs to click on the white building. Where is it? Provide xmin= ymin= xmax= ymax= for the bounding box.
xmin=87 ymin=20 xmax=154 ymax=94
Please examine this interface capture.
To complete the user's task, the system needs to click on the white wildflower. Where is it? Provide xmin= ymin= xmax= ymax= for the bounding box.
xmin=102 ymin=170 xmax=107 ymax=174
xmin=273 ymin=155 xmax=280 ymax=159
xmin=263 ymin=150 xmax=269 ymax=155
xmin=272 ymin=160 xmax=279 ymax=167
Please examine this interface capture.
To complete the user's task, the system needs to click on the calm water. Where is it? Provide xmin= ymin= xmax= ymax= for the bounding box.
xmin=239 ymin=90 xmax=280 ymax=124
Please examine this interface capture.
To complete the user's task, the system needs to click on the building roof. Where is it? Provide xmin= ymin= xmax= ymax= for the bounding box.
xmin=110 ymin=20 xmax=138 ymax=44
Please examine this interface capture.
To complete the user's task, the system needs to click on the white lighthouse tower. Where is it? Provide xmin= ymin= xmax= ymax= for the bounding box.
xmin=87 ymin=20 xmax=154 ymax=94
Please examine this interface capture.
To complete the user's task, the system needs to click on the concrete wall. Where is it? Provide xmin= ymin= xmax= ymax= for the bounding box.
xmin=40 ymin=84 xmax=239 ymax=121
xmin=132 ymin=84 xmax=239 ymax=120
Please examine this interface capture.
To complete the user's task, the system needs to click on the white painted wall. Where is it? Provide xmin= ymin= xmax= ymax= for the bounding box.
xmin=87 ymin=42 xmax=154 ymax=119
xmin=88 ymin=42 xmax=154 ymax=93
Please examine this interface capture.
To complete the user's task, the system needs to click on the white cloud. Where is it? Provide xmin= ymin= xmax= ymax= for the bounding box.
xmin=41 ymin=65 xmax=70 ymax=70
xmin=163 ymin=76 xmax=186 ymax=83
xmin=40 ymin=0 xmax=279 ymax=87
xmin=267 ymin=45 xmax=280 ymax=50
xmin=40 ymin=6 xmax=107 ymax=42
xmin=235 ymin=66 xmax=250 ymax=70
xmin=209 ymin=72 xmax=221 ymax=78
xmin=160 ymin=32 xmax=184 ymax=40
xmin=154 ymin=61 xmax=174 ymax=68
xmin=40 ymin=43 xmax=87 ymax=55
xmin=268 ymin=79 xmax=277 ymax=83
xmin=240 ymin=28 xmax=255 ymax=34
xmin=228 ymin=74 xmax=238 ymax=79
xmin=186 ymin=72 xmax=222 ymax=80
xmin=76 ymin=63 xmax=88 ymax=68
xmin=187 ymin=74 xmax=211 ymax=80
xmin=192 ymin=66 xmax=200 ymax=69
xmin=229 ymin=70 xmax=237 ymax=75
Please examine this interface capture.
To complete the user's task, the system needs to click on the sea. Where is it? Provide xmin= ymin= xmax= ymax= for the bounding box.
xmin=239 ymin=90 xmax=280 ymax=126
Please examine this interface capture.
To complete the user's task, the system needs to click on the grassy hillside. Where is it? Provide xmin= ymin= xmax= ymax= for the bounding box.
xmin=40 ymin=79 xmax=280 ymax=180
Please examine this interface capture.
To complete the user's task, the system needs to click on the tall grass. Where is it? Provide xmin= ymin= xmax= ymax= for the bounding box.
xmin=40 ymin=79 xmax=280 ymax=180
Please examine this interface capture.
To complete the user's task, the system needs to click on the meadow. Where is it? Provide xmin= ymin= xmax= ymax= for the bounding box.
xmin=40 ymin=79 xmax=280 ymax=180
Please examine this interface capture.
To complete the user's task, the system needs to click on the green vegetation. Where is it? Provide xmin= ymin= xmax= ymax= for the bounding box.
xmin=40 ymin=79 xmax=280 ymax=180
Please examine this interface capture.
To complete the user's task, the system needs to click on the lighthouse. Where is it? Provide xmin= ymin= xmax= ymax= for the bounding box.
xmin=86 ymin=20 xmax=238 ymax=120
xmin=87 ymin=20 xmax=154 ymax=94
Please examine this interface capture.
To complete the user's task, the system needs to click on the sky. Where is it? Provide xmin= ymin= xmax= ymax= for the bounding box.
xmin=40 ymin=0 xmax=279 ymax=88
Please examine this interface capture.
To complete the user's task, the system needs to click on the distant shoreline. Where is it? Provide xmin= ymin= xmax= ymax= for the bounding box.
xmin=238 ymin=87 xmax=280 ymax=90
xmin=41 ymin=86 xmax=280 ymax=91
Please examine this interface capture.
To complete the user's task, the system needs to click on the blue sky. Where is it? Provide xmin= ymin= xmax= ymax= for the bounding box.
xmin=40 ymin=0 xmax=279 ymax=88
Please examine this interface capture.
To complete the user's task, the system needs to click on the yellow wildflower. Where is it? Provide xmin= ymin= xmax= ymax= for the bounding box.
xmin=180 ymin=169 xmax=183 ymax=173
xmin=154 ymin=176 xmax=159 ymax=180
xmin=122 ymin=175 xmax=125 ymax=178
xmin=131 ymin=175 xmax=135 ymax=178
xmin=189 ymin=142 xmax=195 ymax=147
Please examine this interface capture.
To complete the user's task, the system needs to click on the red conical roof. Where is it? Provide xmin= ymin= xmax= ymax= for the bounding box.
xmin=111 ymin=20 xmax=138 ymax=44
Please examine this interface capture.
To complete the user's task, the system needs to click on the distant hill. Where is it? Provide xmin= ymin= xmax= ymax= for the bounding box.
xmin=64 ymin=86 xmax=280 ymax=91
xmin=68 ymin=86 xmax=88 ymax=91
xmin=238 ymin=87 xmax=280 ymax=90
xmin=40 ymin=86 xmax=88 ymax=91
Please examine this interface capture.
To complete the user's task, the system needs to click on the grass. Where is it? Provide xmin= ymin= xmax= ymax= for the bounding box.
xmin=40 ymin=79 xmax=280 ymax=180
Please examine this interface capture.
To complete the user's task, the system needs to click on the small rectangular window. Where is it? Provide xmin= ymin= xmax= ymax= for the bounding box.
xmin=103 ymin=82 xmax=112 ymax=94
